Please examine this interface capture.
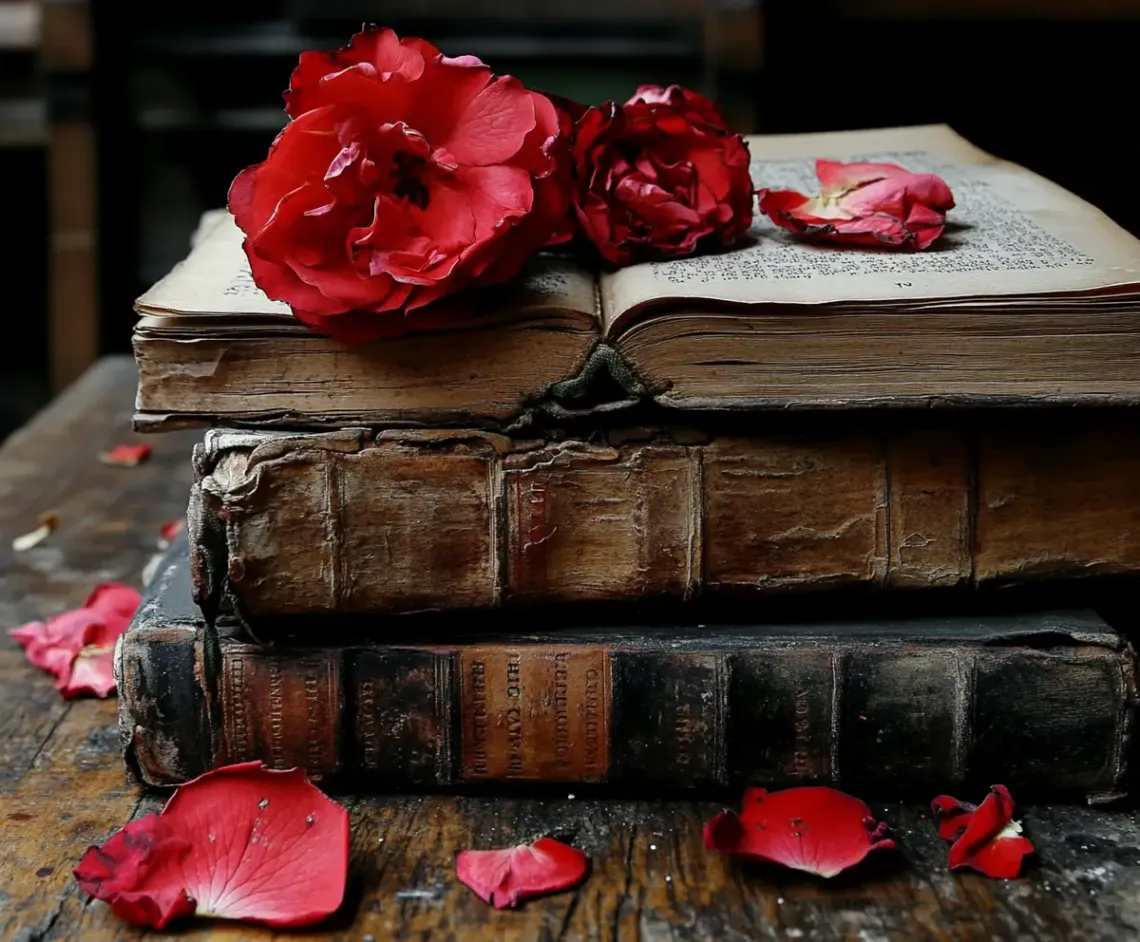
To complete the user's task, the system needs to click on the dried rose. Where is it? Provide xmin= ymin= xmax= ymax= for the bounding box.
xmin=570 ymin=84 xmax=753 ymax=266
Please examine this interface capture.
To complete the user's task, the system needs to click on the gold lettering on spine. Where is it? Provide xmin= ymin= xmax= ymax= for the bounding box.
xmin=583 ymin=666 xmax=603 ymax=777
xmin=267 ymin=657 xmax=285 ymax=768
xmin=674 ymin=699 xmax=694 ymax=766
xmin=357 ymin=679 xmax=380 ymax=771
xmin=792 ymin=683 xmax=813 ymax=779
xmin=469 ymin=660 xmax=489 ymax=776
xmin=227 ymin=655 xmax=249 ymax=761
xmin=303 ymin=659 xmax=324 ymax=776
xmin=506 ymin=653 xmax=523 ymax=775
xmin=458 ymin=647 xmax=611 ymax=782
xmin=554 ymin=653 xmax=570 ymax=770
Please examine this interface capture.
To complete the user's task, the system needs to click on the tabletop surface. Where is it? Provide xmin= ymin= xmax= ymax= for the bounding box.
xmin=3 ymin=356 xmax=1140 ymax=942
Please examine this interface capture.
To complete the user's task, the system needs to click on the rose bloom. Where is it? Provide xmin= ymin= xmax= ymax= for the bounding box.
xmin=228 ymin=27 xmax=572 ymax=341
xmin=570 ymin=84 xmax=753 ymax=266
xmin=758 ymin=160 xmax=955 ymax=251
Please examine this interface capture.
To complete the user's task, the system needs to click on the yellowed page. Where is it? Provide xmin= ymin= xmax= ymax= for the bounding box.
xmin=135 ymin=211 xmax=600 ymax=331
xmin=601 ymin=124 xmax=1140 ymax=336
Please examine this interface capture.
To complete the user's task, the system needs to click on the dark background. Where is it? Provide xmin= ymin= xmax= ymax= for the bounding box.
xmin=3 ymin=0 xmax=1139 ymax=439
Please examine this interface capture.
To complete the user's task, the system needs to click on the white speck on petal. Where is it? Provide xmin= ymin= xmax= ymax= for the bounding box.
xmin=258 ymin=798 xmax=269 ymax=810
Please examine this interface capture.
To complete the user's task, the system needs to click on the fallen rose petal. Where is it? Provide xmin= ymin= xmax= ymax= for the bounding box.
xmin=930 ymin=794 xmax=975 ymax=841
xmin=98 ymin=444 xmax=153 ymax=467
xmin=12 ymin=511 xmax=58 ymax=551
xmin=703 ymin=786 xmax=896 ymax=878
xmin=9 ymin=583 xmax=140 ymax=698
xmin=932 ymin=785 xmax=1033 ymax=879
xmin=75 ymin=816 xmax=196 ymax=929
xmin=758 ymin=159 xmax=954 ymax=251
xmin=74 ymin=762 xmax=350 ymax=928
xmin=456 ymin=837 xmax=588 ymax=908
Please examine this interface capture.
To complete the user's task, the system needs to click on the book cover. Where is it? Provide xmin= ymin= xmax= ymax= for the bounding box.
xmin=133 ymin=125 xmax=1140 ymax=432
xmin=118 ymin=538 xmax=1138 ymax=801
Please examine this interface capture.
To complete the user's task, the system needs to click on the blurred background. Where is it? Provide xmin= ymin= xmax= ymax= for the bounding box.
xmin=1 ymin=0 xmax=1139 ymax=438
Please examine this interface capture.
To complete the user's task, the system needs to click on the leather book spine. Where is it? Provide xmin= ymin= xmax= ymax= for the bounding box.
xmin=191 ymin=418 xmax=1140 ymax=625
xmin=349 ymin=647 xmax=454 ymax=786
xmin=120 ymin=546 xmax=1137 ymax=798
xmin=116 ymin=624 xmax=218 ymax=788
xmin=214 ymin=645 xmax=343 ymax=783
xmin=139 ymin=633 xmax=1130 ymax=800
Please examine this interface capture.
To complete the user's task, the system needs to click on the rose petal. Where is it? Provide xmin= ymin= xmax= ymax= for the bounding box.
xmin=64 ymin=645 xmax=119 ymax=698
xmin=958 ymin=827 xmax=1035 ymax=879
xmin=159 ymin=519 xmax=184 ymax=546
xmin=98 ymin=444 xmax=152 ymax=467
xmin=759 ymin=160 xmax=954 ymax=251
xmin=456 ymin=838 xmax=588 ymax=909
xmin=75 ymin=816 xmax=196 ymax=930
xmin=930 ymin=794 xmax=976 ymax=841
xmin=74 ymin=763 xmax=350 ymax=928
xmin=437 ymin=75 xmax=536 ymax=167
xmin=703 ymin=786 xmax=896 ymax=878
xmin=9 ymin=583 xmax=139 ymax=698
xmin=938 ymin=785 xmax=1034 ymax=879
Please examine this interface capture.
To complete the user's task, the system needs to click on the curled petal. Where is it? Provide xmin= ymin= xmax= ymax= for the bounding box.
xmin=758 ymin=159 xmax=954 ymax=251
xmin=703 ymin=787 xmax=896 ymax=878
xmin=9 ymin=583 xmax=140 ymax=699
xmin=932 ymin=785 xmax=1034 ymax=879
xmin=456 ymin=838 xmax=588 ymax=909
xmin=75 ymin=816 xmax=196 ymax=930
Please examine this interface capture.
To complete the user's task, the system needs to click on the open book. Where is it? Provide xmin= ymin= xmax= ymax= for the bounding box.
xmin=133 ymin=124 xmax=1140 ymax=431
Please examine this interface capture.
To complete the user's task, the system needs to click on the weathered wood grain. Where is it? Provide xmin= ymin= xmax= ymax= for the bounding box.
xmin=2 ymin=357 xmax=1140 ymax=942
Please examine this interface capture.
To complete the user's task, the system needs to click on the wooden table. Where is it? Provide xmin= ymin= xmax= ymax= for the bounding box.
xmin=3 ymin=356 xmax=1140 ymax=942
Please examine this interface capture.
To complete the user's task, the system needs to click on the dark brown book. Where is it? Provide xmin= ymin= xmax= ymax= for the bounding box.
xmin=133 ymin=125 xmax=1140 ymax=433
xmin=118 ymin=539 xmax=1138 ymax=801
xmin=188 ymin=414 xmax=1140 ymax=623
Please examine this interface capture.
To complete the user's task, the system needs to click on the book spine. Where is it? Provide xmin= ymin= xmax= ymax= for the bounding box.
xmin=192 ymin=420 xmax=1140 ymax=621
xmin=117 ymin=622 xmax=218 ymax=787
xmin=124 ymin=634 xmax=1136 ymax=800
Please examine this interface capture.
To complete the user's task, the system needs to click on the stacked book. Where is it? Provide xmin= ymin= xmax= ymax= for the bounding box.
xmin=119 ymin=124 xmax=1140 ymax=802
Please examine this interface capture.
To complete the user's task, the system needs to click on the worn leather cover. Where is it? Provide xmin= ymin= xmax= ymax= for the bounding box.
xmin=118 ymin=536 xmax=1137 ymax=800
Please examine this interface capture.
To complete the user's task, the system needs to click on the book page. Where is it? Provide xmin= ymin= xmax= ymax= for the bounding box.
xmin=601 ymin=125 xmax=1140 ymax=336
xmin=136 ymin=212 xmax=600 ymax=330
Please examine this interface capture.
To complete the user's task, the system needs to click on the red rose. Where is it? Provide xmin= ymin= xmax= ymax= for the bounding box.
xmin=228 ymin=27 xmax=571 ymax=341
xmin=758 ymin=160 xmax=955 ymax=251
xmin=570 ymin=84 xmax=753 ymax=266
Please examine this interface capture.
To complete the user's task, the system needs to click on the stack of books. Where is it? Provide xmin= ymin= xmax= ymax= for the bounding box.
xmin=119 ymin=124 xmax=1140 ymax=802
